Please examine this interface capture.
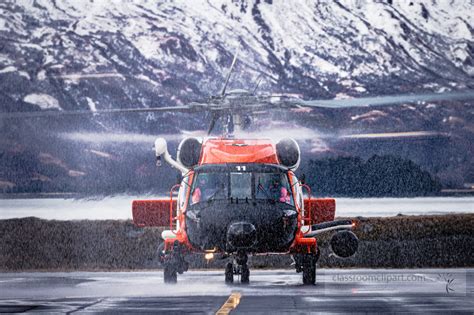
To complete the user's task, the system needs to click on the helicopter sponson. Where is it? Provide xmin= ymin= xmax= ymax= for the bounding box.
xmin=132 ymin=136 xmax=358 ymax=284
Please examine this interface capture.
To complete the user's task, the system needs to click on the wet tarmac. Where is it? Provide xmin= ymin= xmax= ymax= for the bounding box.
xmin=0 ymin=269 xmax=472 ymax=313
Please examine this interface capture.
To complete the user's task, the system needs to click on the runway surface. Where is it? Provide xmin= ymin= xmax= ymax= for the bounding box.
xmin=0 ymin=269 xmax=472 ymax=313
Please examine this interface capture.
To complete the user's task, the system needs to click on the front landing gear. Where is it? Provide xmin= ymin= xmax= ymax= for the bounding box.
xmin=225 ymin=251 xmax=250 ymax=284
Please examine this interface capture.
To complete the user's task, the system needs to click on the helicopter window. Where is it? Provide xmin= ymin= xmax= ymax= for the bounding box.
xmin=190 ymin=172 xmax=228 ymax=204
xmin=230 ymin=172 xmax=252 ymax=199
xmin=255 ymin=173 xmax=293 ymax=205
xmin=189 ymin=166 xmax=294 ymax=206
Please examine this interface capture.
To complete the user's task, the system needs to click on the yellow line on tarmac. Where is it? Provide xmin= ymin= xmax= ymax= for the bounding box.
xmin=216 ymin=292 xmax=242 ymax=315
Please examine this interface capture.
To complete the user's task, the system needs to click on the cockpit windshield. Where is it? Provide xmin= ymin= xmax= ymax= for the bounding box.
xmin=190 ymin=165 xmax=294 ymax=206
xmin=190 ymin=172 xmax=228 ymax=204
xmin=255 ymin=173 xmax=292 ymax=204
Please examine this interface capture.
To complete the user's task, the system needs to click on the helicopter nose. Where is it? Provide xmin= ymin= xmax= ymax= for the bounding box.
xmin=226 ymin=222 xmax=257 ymax=249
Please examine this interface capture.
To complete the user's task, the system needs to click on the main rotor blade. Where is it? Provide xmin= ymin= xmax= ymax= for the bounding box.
xmin=220 ymin=49 xmax=239 ymax=97
xmin=0 ymin=104 xmax=201 ymax=119
xmin=339 ymin=131 xmax=450 ymax=140
xmin=291 ymin=89 xmax=474 ymax=109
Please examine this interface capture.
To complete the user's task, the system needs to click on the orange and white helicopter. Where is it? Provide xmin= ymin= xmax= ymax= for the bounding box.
xmin=133 ymin=135 xmax=358 ymax=284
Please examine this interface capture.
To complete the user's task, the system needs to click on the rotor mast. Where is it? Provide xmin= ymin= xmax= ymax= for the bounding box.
xmin=213 ymin=49 xmax=242 ymax=137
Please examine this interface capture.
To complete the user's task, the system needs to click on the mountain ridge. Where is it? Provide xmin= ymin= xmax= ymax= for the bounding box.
xmin=0 ymin=0 xmax=473 ymax=195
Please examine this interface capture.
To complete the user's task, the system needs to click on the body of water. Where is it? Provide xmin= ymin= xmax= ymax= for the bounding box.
xmin=0 ymin=196 xmax=472 ymax=220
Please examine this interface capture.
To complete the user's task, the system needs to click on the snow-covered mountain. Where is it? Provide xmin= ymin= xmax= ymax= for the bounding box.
xmin=1 ymin=0 xmax=473 ymax=110
xmin=0 ymin=0 xmax=473 ymax=194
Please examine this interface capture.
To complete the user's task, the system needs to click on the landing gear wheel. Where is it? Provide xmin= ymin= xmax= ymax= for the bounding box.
xmin=225 ymin=262 xmax=234 ymax=284
xmin=157 ymin=243 xmax=165 ymax=265
xmin=302 ymin=254 xmax=316 ymax=285
xmin=161 ymin=241 xmax=189 ymax=284
xmin=241 ymin=264 xmax=250 ymax=284
xmin=164 ymin=265 xmax=177 ymax=283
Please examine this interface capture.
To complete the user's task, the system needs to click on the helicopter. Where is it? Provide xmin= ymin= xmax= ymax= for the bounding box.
xmin=128 ymin=54 xmax=474 ymax=285
xmin=1 ymin=53 xmax=473 ymax=285
xmin=133 ymin=135 xmax=358 ymax=285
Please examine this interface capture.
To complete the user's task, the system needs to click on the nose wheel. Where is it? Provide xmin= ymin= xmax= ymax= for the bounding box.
xmin=241 ymin=264 xmax=250 ymax=284
xmin=225 ymin=251 xmax=250 ymax=284
xmin=225 ymin=262 xmax=234 ymax=284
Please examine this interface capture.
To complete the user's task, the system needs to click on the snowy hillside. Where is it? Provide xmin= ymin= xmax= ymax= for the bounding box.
xmin=0 ymin=0 xmax=473 ymax=111
xmin=0 ymin=0 xmax=473 ymax=194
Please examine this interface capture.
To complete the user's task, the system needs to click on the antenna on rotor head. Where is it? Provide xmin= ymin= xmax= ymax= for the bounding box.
xmin=220 ymin=49 xmax=239 ymax=97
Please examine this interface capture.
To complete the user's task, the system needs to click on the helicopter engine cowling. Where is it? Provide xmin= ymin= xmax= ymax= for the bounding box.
xmin=177 ymin=137 xmax=202 ymax=168
xmin=276 ymin=138 xmax=300 ymax=170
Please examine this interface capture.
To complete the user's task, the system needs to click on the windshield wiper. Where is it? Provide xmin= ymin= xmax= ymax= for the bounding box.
xmin=207 ymin=187 xmax=224 ymax=203
xmin=257 ymin=181 xmax=276 ymax=203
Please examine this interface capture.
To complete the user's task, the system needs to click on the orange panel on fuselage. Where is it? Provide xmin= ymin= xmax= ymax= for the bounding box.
xmin=132 ymin=199 xmax=176 ymax=227
xmin=199 ymin=139 xmax=279 ymax=164
xmin=304 ymin=198 xmax=336 ymax=224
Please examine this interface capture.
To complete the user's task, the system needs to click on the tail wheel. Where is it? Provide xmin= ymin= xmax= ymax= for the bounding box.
xmin=302 ymin=255 xmax=316 ymax=285
xmin=241 ymin=264 xmax=250 ymax=284
xmin=225 ymin=262 xmax=234 ymax=284
xmin=164 ymin=264 xmax=177 ymax=283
